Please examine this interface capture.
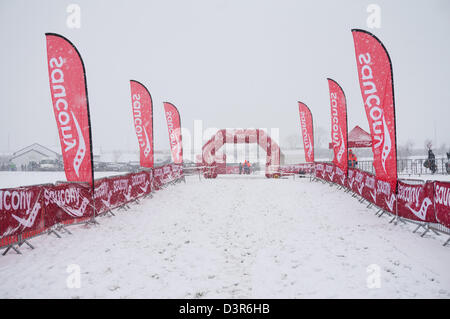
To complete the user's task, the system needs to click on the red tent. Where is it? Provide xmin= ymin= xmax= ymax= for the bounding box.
xmin=329 ymin=125 xmax=372 ymax=149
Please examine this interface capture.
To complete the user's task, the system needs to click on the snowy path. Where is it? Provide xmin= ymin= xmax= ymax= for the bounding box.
xmin=0 ymin=176 xmax=449 ymax=298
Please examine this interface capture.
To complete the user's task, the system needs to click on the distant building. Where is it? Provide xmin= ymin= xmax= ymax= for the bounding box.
xmin=10 ymin=143 xmax=61 ymax=170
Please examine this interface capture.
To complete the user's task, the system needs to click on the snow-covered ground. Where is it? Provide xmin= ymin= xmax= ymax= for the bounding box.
xmin=0 ymin=175 xmax=449 ymax=298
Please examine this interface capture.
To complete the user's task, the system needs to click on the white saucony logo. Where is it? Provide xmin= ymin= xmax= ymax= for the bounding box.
xmin=124 ymin=186 xmax=132 ymax=201
xmin=11 ymin=201 xmax=41 ymax=228
xmin=143 ymin=127 xmax=151 ymax=157
xmin=348 ymin=177 xmax=354 ymax=188
xmin=370 ymin=190 xmax=377 ymax=203
xmin=140 ymin=180 xmax=150 ymax=193
xmin=328 ymin=171 xmax=335 ymax=181
xmin=357 ymin=182 xmax=364 ymax=195
xmin=336 ymin=128 xmax=345 ymax=162
xmin=71 ymin=111 xmax=86 ymax=178
xmin=406 ymin=198 xmax=432 ymax=221
xmin=59 ymin=197 xmax=89 ymax=217
xmin=385 ymin=194 xmax=396 ymax=211
xmin=101 ymin=190 xmax=113 ymax=209
xmin=380 ymin=116 xmax=391 ymax=174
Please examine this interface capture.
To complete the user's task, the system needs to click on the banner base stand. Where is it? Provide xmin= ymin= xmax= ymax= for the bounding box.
xmin=393 ymin=216 xmax=406 ymax=225
xmin=413 ymin=223 xmax=426 ymax=234
xmin=48 ymin=229 xmax=62 ymax=238
xmin=2 ymin=244 xmax=21 ymax=256
xmin=18 ymin=239 xmax=34 ymax=250
xmin=420 ymin=224 xmax=440 ymax=238
xmin=117 ymin=204 xmax=129 ymax=212
xmin=378 ymin=210 xmax=386 ymax=218
xmin=443 ymin=237 xmax=450 ymax=247
xmin=87 ymin=218 xmax=100 ymax=226
xmin=56 ymin=225 xmax=72 ymax=235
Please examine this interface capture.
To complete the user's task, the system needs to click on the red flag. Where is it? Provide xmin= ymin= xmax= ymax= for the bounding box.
xmin=130 ymin=80 xmax=154 ymax=168
xmin=352 ymin=29 xmax=397 ymax=191
xmin=163 ymin=102 xmax=183 ymax=164
xmin=298 ymin=102 xmax=314 ymax=163
xmin=45 ymin=33 xmax=94 ymax=186
xmin=327 ymin=78 xmax=348 ymax=173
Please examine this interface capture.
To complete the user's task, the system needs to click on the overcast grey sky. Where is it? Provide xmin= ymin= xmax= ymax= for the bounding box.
xmin=1 ymin=0 xmax=449 ymax=155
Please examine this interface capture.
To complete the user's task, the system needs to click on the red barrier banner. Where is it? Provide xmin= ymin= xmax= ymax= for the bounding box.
xmin=45 ymin=33 xmax=94 ymax=186
xmin=396 ymin=181 xmax=436 ymax=222
xmin=94 ymin=178 xmax=113 ymax=215
xmin=373 ymin=177 xmax=396 ymax=213
xmin=109 ymin=174 xmax=133 ymax=208
xmin=324 ymin=163 xmax=335 ymax=183
xmin=298 ymin=102 xmax=314 ymax=163
xmin=43 ymin=183 xmax=93 ymax=226
xmin=164 ymin=102 xmax=183 ymax=164
xmin=334 ymin=165 xmax=347 ymax=186
xmin=314 ymin=163 xmax=326 ymax=179
xmin=171 ymin=164 xmax=183 ymax=179
xmin=0 ymin=186 xmax=45 ymax=240
xmin=352 ymin=29 xmax=397 ymax=192
xmin=327 ymin=79 xmax=348 ymax=174
xmin=434 ymin=181 xmax=450 ymax=228
xmin=130 ymin=171 xmax=151 ymax=199
xmin=347 ymin=168 xmax=356 ymax=190
xmin=162 ymin=165 xmax=173 ymax=184
xmin=130 ymin=80 xmax=154 ymax=168
xmin=153 ymin=167 xmax=164 ymax=190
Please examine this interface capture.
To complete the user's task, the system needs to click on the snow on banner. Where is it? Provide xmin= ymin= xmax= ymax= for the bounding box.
xmin=45 ymin=33 xmax=94 ymax=186
xmin=352 ymin=29 xmax=397 ymax=192
xmin=327 ymin=79 xmax=348 ymax=175
xmin=130 ymin=80 xmax=154 ymax=168
xmin=298 ymin=102 xmax=314 ymax=163
xmin=164 ymin=102 xmax=183 ymax=164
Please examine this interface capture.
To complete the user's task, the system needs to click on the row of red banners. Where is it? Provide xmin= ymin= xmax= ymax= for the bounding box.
xmin=314 ymin=163 xmax=450 ymax=229
xmin=298 ymin=29 xmax=398 ymax=193
xmin=0 ymin=164 xmax=183 ymax=248
xmin=46 ymin=33 xmax=184 ymax=190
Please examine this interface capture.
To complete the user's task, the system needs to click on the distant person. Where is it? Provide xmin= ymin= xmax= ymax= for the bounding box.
xmin=424 ymin=148 xmax=437 ymax=174
xmin=247 ymin=161 xmax=251 ymax=174
xmin=239 ymin=162 xmax=242 ymax=175
xmin=348 ymin=150 xmax=357 ymax=168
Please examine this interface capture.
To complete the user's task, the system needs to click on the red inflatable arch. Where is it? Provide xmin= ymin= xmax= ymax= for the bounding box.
xmin=201 ymin=129 xmax=281 ymax=178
